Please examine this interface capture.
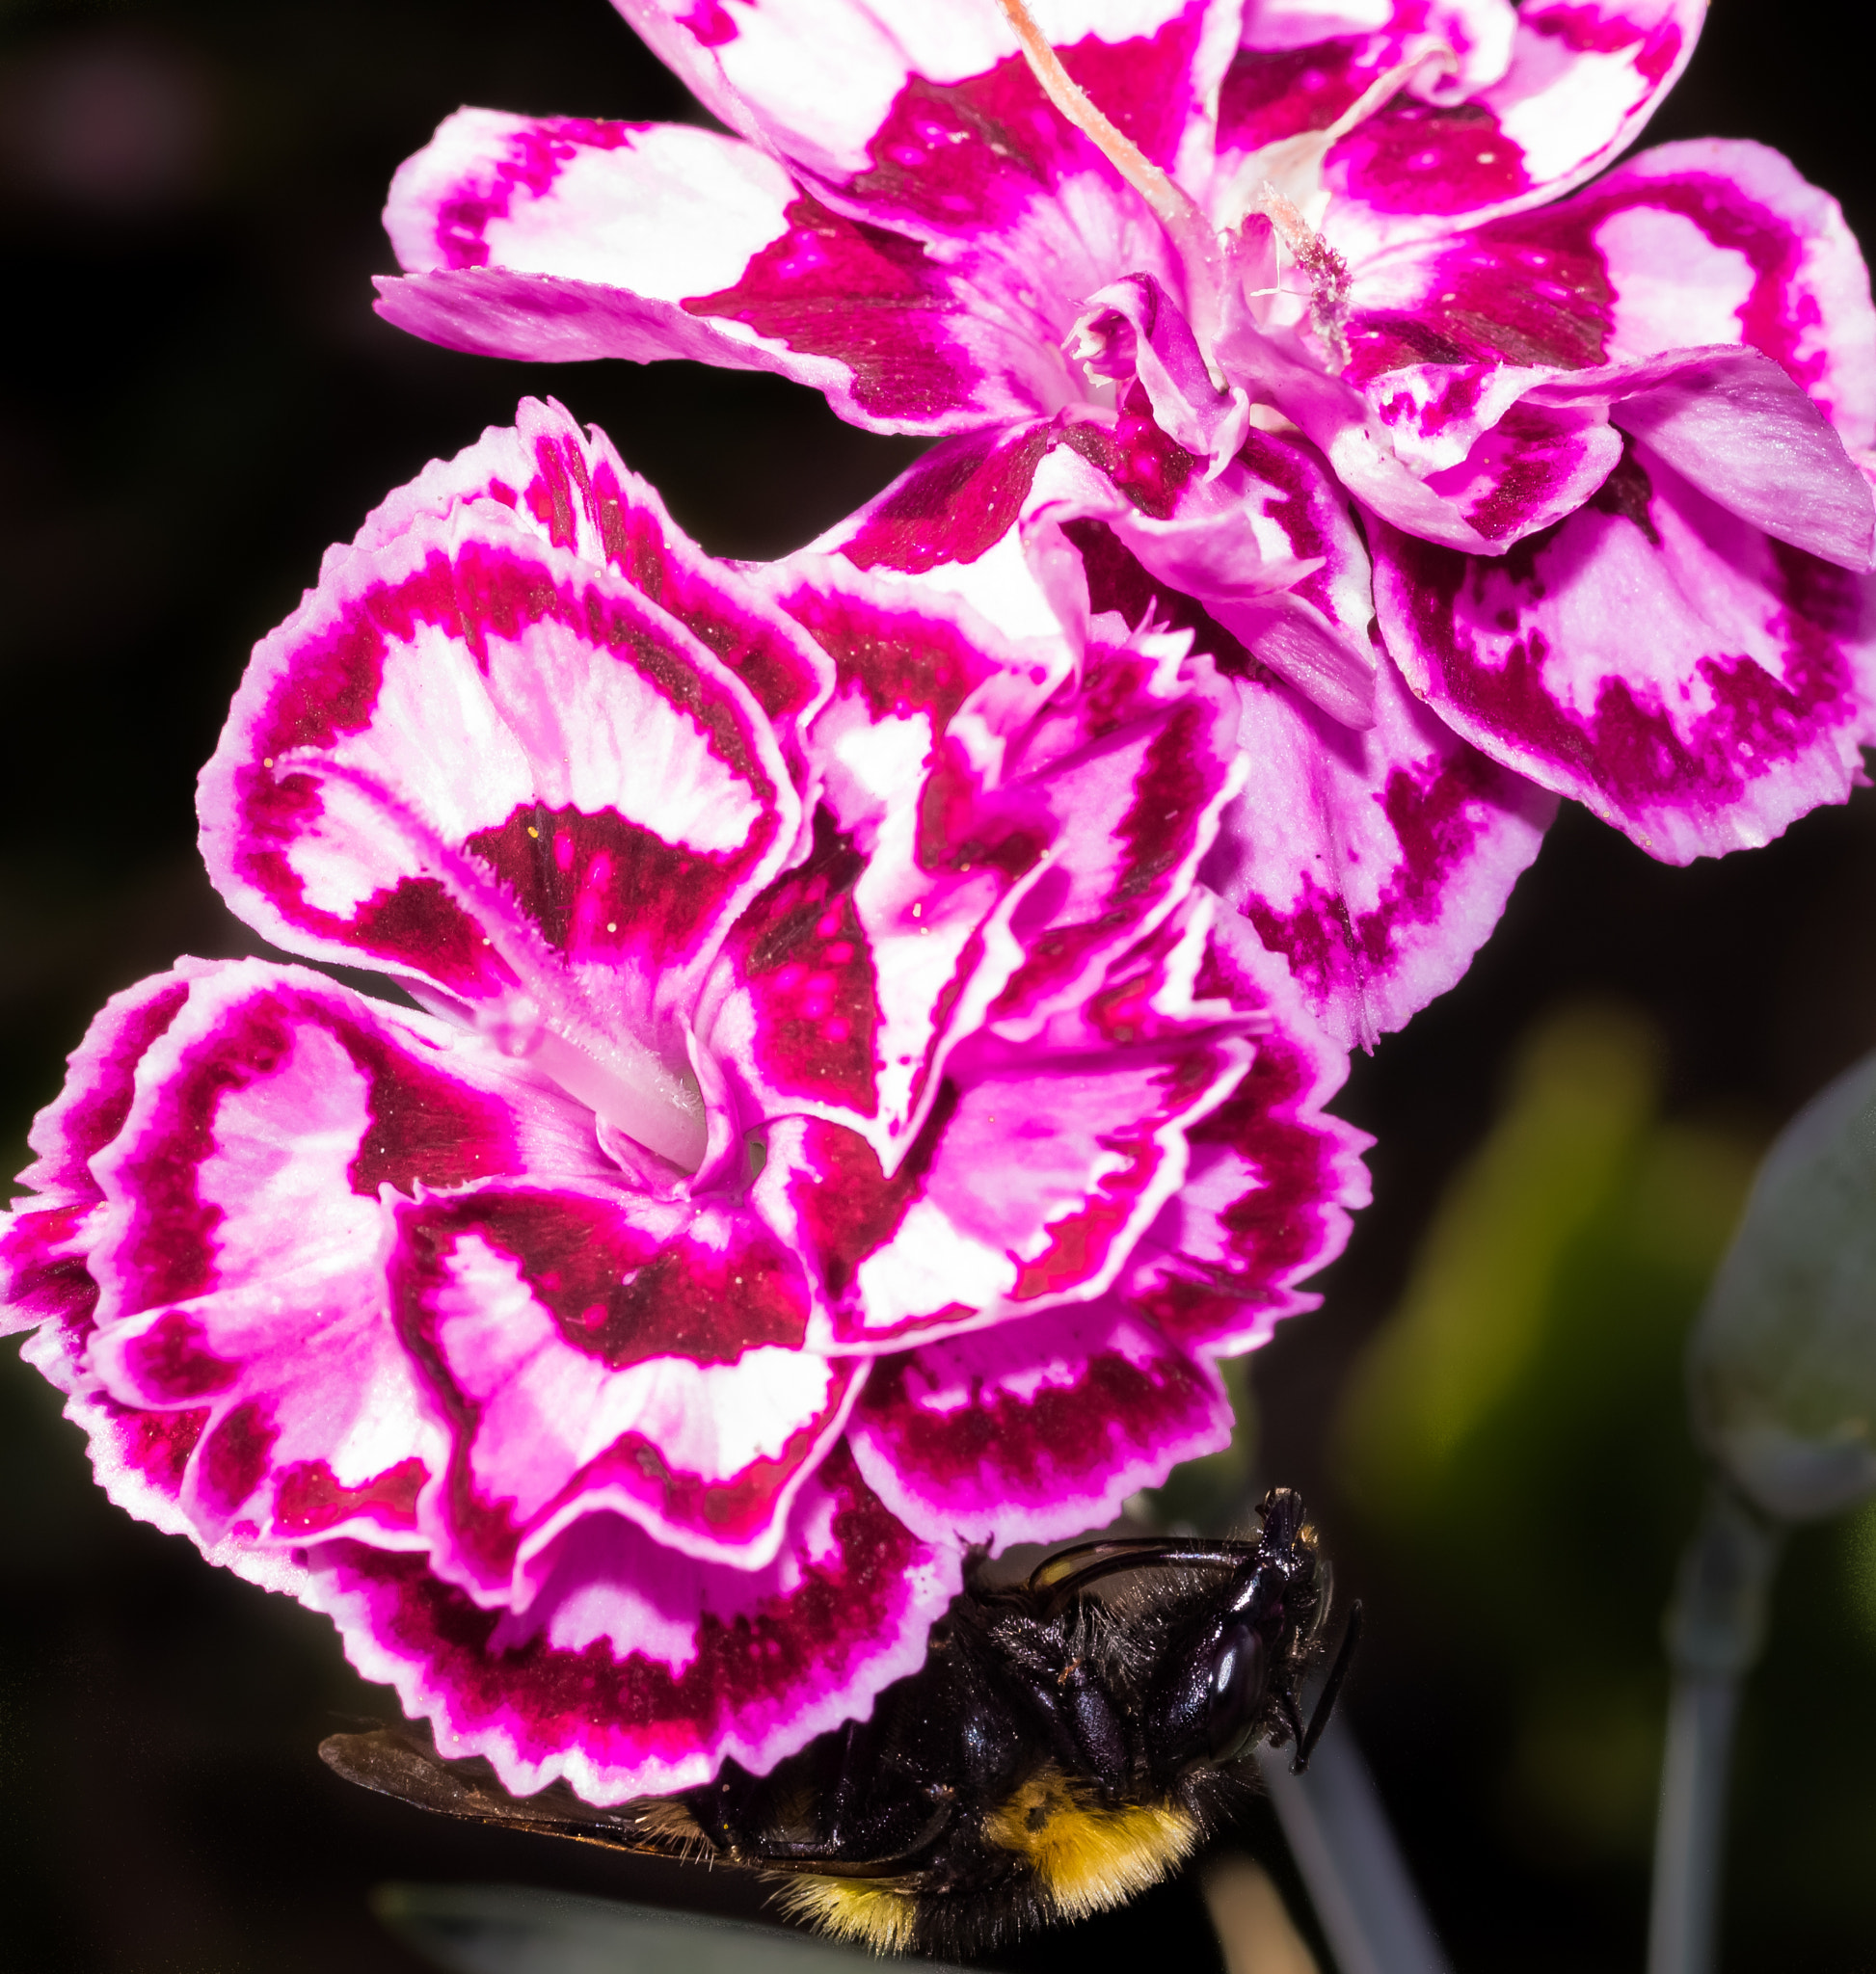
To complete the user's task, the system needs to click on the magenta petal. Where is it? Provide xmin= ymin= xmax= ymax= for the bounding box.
xmin=1211 ymin=646 xmax=1554 ymax=1047
xmin=763 ymin=1010 xmax=1257 ymax=1352
xmin=297 ymin=1443 xmax=963 ymax=1802
xmin=353 ymin=399 xmax=833 ymax=754
xmin=200 ymin=497 xmax=799 ymax=1153
xmin=617 ymin=0 xmax=1237 ymax=203
xmin=2 ymin=963 xmax=207 ymax=1338
xmin=383 ymin=1182 xmax=860 ymax=1587
xmin=1125 ymin=911 xmax=1371 ymax=1354
xmin=379 ymin=110 xmax=1059 ymax=436
xmin=1315 ymin=0 xmax=1702 ymax=258
xmin=1345 ymin=139 xmax=1876 ymax=454
xmin=1072 ymin=274 xmax=1251 ymax=467
xmin=74 ymin=960 xmax=600 ymax=1550
xmin=1373 ymin=446 xmax=1876 ymax=861
xmin=847 ymin=1302 xmax=1230 ymax=1549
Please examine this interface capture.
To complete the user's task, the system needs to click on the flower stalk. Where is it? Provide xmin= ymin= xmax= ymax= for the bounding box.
xmin=1647 ymin=1483 xmax=1782 ymax=1974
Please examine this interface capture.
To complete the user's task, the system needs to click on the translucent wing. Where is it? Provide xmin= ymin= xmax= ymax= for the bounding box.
xmin=318 ymin=1727 xmax=711 ymax=1862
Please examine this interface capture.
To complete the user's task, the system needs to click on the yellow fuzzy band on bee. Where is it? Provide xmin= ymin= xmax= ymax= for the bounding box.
xmin=776 ymin=1874 xmax=920 ymax=1954
xmin=983 ymin=1765 xmax=1201 ymax=1923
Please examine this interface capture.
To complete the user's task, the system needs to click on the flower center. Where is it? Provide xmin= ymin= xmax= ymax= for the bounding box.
xmin=478 ymin=993 xmax=709 ymax=1174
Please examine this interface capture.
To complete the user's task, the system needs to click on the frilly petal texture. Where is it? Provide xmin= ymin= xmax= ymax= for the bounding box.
xmin=5 ymin=400 xmax=1364 ymax=1803
xmin=376 ymin=0 xmax=1876 ymax=1043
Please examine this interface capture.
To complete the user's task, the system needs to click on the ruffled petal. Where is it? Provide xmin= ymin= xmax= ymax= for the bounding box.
xmin=382 ymin=1181 xmax=860 ymax=1587
xmin=1346 ymin=139 xmax=1876 ymax=453
xmin=1211 ymin=646 xmax=1554 ymax=1046
xmin=74 ymin=961 xmax=600 ymax=1550
xmin=2 ymin=964 xmax=208 ymax=1338
xmin=1218 ymin=0 xmax=1702 ymax=259
xmin=1373 ymin=443 xmax=1876 ymax=862
xmin=847 ymin=1300 xmax=1230 ymax=1549
xmin=353 ymin=398 xmax=833 ymax=756
xmin=757 ymin=929 xmax=1260 ymax=1349
xmin=201 ymin=498 xmax=799 ymax=1168
xmin=1123 ymin=910 xmax=1371 ymax=1353
xmin=378 ymin=113 xmax=1061 ymax=435
xmin=296 ymin=1443 xmax=963 ymax=1802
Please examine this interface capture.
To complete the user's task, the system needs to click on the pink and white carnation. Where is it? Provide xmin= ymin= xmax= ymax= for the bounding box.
xmin=376 ymin=0 xmax=1876 ymax=1048
xmin=0 ymin=400 xmax=1367 ymax=1804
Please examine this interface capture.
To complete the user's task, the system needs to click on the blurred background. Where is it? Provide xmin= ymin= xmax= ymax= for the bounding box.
xmin=2 ymin=1 xmax=1873 ymax=1969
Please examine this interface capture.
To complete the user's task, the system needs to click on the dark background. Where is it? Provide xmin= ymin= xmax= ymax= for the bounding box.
xmin=2 ymin=3 xmax=1873 ymax=1969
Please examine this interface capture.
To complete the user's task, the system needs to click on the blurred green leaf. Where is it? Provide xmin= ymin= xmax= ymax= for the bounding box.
xmin=374 ymin=1884 xmax=966 ymax=1974
xmin=1690 ymin=1047 xmax=1876 ymax=1520
xmin=1331 ymin=1003 xmax=1759 ymax=1860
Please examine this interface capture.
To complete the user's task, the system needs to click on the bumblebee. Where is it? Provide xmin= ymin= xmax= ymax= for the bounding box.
xmin=321 ymin=1487 xmax=1359 ymax=1958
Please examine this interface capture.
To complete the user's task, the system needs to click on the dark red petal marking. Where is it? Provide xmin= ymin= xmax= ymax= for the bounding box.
xmin=275 ymin=1456 xmax=427 ymax=1536
xmin=231 ymin=537 xmax=784 ymax=997
xmin=1218 ymin=38 xmax=1376 ymax=154
xmin=846 ymin=13 xmax=1212 ymax=234
xmin=718 ymin=809 xmax=884 ymax=1113
xmin=1379 ymin=447 xmax=1864 ymax=827
xmin=392 ymin=1188 xmax=810 ymax=1374
xmin=1068 ymin=517 xmax=1258 ymax=674
xmin=386 ymin=1187 xmax=825 ymax=1585
xmin=1005 ymin=1043 xmax=1241 ymax=1303
xmin=466 ymin=802 xmax=723 ymax=960
xmin=855 ymin=1327 xmax=1219 ymax=1524
xmin=1346 ymin=160 xmax=1829 ymax=388
xmin=1 ymin=1207 xmax=101 ymax=1334
xmin=683 ymin=192 xmax=977 ymax=421
xmin=782 ymin=1100 xmax=960 ymax=1308
xmin=1063 ymin=413 xmax=1198 ymax=520
xmin=28 ymin=980 xmax=193 ymax=1202
xmin=1241 ymin=742 xmax=1532 ymax=1013
xmin=103 ymin=1398 xmax=210 ymax=1499
xmin=120 ymin=1308 xmax=240 ymax=1401
xmin=199 ymin=1398 xmax=279 ymax=1516
xmin=777 ymin=579 xmax=996 ymax=734
xmin=1332 ymin=101 xmax=1531 ymax=219
xmin=841 ymin=425 xmax=1056 ymax=575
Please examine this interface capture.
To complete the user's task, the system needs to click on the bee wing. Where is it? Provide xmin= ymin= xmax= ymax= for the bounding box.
xmin=318 ymin=1727 xmax=710 ymax=1861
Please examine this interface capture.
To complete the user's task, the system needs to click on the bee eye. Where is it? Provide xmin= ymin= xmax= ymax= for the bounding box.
xmin=1202 ymin=1622 xmax=1267 ymax=1764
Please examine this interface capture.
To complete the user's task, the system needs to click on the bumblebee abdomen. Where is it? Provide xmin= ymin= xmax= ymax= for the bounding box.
xmin=982 ymin=1764 xmax=1201 ymax=1926
xmin=775 ymin=1876 xmax=922 ymax=1955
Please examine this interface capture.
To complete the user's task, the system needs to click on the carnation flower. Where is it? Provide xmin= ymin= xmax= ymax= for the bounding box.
xmin=1 ymin=399 xmax=1367 ymax=1803
xmin=375 ymin=0 xmax=1876 ymax=1047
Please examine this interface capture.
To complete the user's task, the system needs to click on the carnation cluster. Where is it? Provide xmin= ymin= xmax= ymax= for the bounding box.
xmin=6 ymin=0 xmax=1874 ymax=1810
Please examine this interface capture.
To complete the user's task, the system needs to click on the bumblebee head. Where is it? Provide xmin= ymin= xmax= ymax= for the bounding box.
xmin=1138 ymin=1488 xmax=1328 ymax=1787
xmin=1023 ymin=1487 xmax=1359 ymax=1789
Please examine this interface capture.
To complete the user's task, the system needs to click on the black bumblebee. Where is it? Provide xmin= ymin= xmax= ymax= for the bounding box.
xmin=321 ymin=1487 xmax=1359 ymax=1958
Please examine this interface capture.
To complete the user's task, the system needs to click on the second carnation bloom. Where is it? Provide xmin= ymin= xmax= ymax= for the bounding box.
xmin=2 ymin=399 xmax=1366 ymax=1807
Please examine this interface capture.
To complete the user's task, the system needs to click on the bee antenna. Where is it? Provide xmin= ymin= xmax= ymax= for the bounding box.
xmin=1292 ymin=1600 xmax=1363 ymax=1774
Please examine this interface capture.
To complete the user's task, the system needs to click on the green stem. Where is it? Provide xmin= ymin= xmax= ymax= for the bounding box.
xmin=1647 ymin=1482 xmax=1782 ymax=1974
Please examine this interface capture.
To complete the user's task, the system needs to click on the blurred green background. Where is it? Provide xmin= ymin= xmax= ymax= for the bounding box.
xmin=3 ymin=2 xmax=1874 ymax=1969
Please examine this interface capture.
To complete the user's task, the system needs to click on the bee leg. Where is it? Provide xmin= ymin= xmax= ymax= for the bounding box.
xmin=1293 ymin=1601 xmax=1363 ymax=1774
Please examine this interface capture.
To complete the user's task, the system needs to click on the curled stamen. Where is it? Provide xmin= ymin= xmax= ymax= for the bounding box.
xmin=992 ymin=0 xmax=1226 ymax=384
xmin=1241 ymin=181 xmax=1352 ymax=365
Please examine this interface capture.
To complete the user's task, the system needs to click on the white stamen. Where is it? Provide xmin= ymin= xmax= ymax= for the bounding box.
xmin=992 ymin=0 xmax=1226 ymax=385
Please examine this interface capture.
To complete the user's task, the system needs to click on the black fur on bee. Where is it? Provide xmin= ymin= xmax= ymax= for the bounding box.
xmin=320 ymin=1486 xmax=1361 ymax=1958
